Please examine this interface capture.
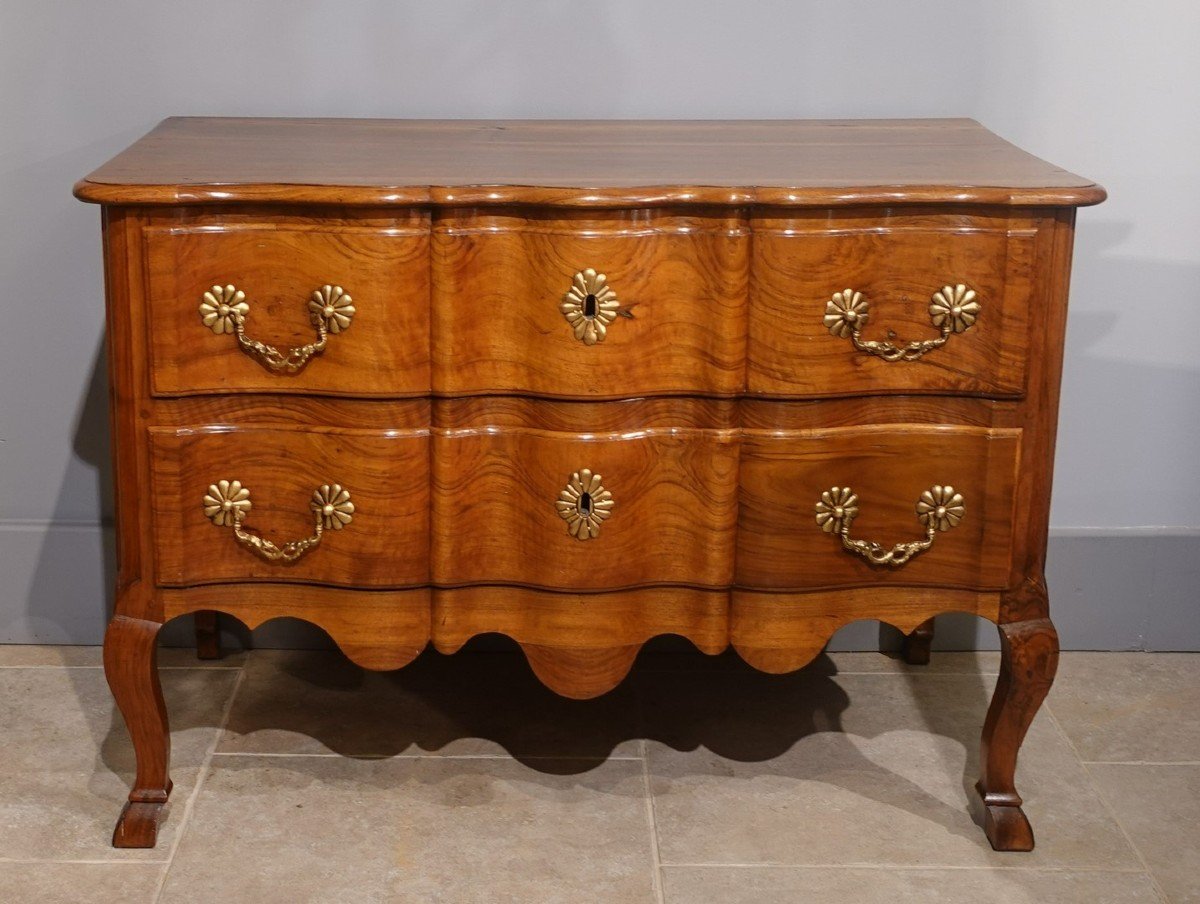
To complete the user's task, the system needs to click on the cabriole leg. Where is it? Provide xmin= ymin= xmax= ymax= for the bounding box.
xmin=976 ymin=616 xmax=1059 ymax=851
xmin=194 ymin=609 xmax=221 ymax=660
xmin=901 ymin=617 xmax=935 ymax=665
xmin=104 ymin=614 xmax=172 ymax=848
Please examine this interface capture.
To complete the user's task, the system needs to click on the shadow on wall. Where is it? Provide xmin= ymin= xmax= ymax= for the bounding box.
xmin=20 ymin=222 xmax=1200 ymax=652
xmin=17 ymin=337 xmax=116 ymax=643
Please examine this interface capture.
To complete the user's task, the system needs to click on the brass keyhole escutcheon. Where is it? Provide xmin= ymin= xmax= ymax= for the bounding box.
xmin=555 ymin=469 xmax=614 ymax=540
xmin=560 ymin=269 xmax=620 ymax=345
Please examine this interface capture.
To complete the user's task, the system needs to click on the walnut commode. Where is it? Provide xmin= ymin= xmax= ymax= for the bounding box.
xmin=75 ymin=117 xmax=1104 ymax=851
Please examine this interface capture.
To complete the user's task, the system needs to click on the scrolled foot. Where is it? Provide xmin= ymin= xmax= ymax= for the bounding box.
xmin=105 ymin=614 xmax=172 ymax=848
xmin=977 ymin=608 xmax=1058 ymax=853
xmin=112 ymin=795 xmax=170 ymax=848
xmin=976 ymin=783 xmax=1034 ymax=851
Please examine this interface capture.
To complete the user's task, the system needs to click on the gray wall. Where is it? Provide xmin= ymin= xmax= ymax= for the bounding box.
xmin=2 ymin=1 xmax=1197 ymax=650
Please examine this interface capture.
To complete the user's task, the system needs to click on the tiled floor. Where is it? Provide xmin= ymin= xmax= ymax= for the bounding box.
xmin=0 ymin=644 xmax=1195 ymax=903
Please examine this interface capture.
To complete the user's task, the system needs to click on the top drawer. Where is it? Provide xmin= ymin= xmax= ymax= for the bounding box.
xmin=143 ymin=212 xmax=430 ymax=396
xmin=431 ymin=209 xmax=748 ymax=398
xmin=748 ymin=210 xmax=1042 ymax=398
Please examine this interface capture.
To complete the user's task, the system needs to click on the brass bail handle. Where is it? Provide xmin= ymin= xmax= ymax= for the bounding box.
xmin=199 ymin=284 xmax=356 ymax=373
xmin=202 ymin=480 xmax=355 ymax=563
xmin=814 ymin=485 xmax=964 ymax=567
xmin=823 ymin=285 xmax=980 ymax=362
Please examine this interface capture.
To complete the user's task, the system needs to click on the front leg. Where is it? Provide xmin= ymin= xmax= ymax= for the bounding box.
xmin=104 ymin=614 xmax=172 ymax=848
xmin=976 ymin=615 xmax=1059 ymax=851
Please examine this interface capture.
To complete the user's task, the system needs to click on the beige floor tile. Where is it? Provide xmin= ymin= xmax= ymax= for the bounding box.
xmin=1051 ymin=652 xmax=1200 ymax=762
xmin=0 ymin=643 xmax=244 ymax=669
xmin=661 ymin=866 xmax=1160 ymax=903
xmin=825 ymin=650 xmax=1000 ymax=675
xmin=159 ymin=754 xmax=657 ymax=904
xmin=0 ymin=666 xmax=238 ymax=861
xmin=1090 ymin=763 xmax=1200 ymax=903
xmin=640 ymin=667 xmax=1137 ymax=868
xmin=0 ymin=862 xmax=164 ymax=904
xmin=217 ymin=649 xmax=641 ymax=759
xmin=0 ymin=644 xmax=104 ymax=667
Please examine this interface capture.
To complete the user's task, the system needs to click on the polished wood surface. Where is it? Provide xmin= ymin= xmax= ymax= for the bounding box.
xmin=433 ymin=587 xmax=728 ymax=699
xmin=75 ymin=118 xmax=1105 ymax=208
xmin=978 ymin=598 xmax=1060 ymax=851
xmin=737 ymin=425 xmax=1021 ymax=590
xmin=104 ymin=616 xmax=171 ymax=848
xmin=749 ymin=209 xmax=1038 ymax=397
xmin=432 ymin=427 xmax=739 ymax=588
xmin=730 ymin=587 xmax=1000 ymax=674
xmin=150 ymin=426 xmax=429 ymax=587
xmin=163 ymin=586 xmax=431 ymax=671
xmin=432 ymin=209 xmax=747 ymax=397
xmin=143 ymin=209 xmax=430 ymax=396
xmin=80 ymin=119 xmax=1101 ymax=850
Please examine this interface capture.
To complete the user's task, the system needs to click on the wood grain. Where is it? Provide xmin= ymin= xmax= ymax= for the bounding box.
xmin=142 ymin=210 xmax=430 ymax=396
xmin=731 ymin=587 xmax=1001 ymax=674
xmin=104 ymin=615 xmax=171 ymax=848
xmin=749 ymin=209 xmax=1038 ymax=397
xmin=737 ymin=425 xmax=1022 ymax=590
xmin=432 ymin=586 xmax=727 ymax=698
xmin=432 ymin=427 xmax=740 ymax=588
xmin=75 ymin=118 xmax=1105 ymax=208
xmin=150 ymin=426 xmax=430 ymax=587
xmin=977 ymin=608 xmax=1059 ymax=851
xmin=162 ymin=585 xmax=430 ymax=671
xmin=432 ymin=209 xmax=747 ymax=397
xmin=433 ymin=396 xmax=739 ymax=431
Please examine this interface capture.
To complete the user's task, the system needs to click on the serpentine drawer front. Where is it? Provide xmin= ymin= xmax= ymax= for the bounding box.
xmin=76 ymin=118 xmax=1103 ymax=853
xmin=144 ymin=211 xmax=431 ymax=396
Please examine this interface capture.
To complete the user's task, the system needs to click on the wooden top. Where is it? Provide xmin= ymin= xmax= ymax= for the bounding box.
xmin=75 ymin=117 xmax=1104 ymax=208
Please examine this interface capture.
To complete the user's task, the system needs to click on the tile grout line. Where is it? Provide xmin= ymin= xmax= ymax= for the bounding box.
xmin=0 ymin=858 xmax=172 ymax=865
xmin=654 ymin=862 xmax=1154 ymax=872
xmin=631 ymin=675 xmax=666 ymax=904
xmin=1081 ymin=760 xmax=1200 ymax=767
xmin=639 ymin=739 xmax=666 ymax=904
xmin=1042 ymin=701 xmax=1172 ymax=904
xmin=151 ymin=665 xmax=247 ymax=904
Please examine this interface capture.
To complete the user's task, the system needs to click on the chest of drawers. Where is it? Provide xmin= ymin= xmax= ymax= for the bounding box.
xmin=75 ymin=117 xmax=1103 ymax=851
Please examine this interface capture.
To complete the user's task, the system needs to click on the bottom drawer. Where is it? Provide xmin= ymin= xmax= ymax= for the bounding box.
xmin=737 ymin=425 xmax=1021 ymax=590
xmin=150 ymin=426 xmax=430 ymax=587
xmin=432 ymin=428 xmax=740 ymax=589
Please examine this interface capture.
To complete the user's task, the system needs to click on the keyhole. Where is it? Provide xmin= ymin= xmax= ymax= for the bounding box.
xmin=583 ymin=293 xmax=598 ymax=319
xmin=578 ymin=492 xmax=593 ymax=516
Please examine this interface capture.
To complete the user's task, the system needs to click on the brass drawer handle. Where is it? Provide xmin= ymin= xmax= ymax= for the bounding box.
xmin=202 ymin=480 xmax=354 ymax=563
xmin=814 ymin=485 xmax=964 ymax=567
xmin=555 ymin=469 xmax=614 ymax=540
xmin=560 ymin=269 xmax=620 ymax=345
xmin=824 ymin=285 xmax=980 ymax=362
xmin=199 ymin=284 xmax=355 ymax=373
